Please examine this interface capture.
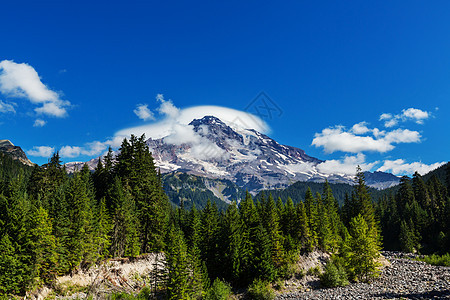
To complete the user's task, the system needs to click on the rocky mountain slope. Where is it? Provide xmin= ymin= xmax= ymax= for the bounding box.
xmin=65 ymin=115 xmax=401 ymax=197
xmin=0 ymin=139 xmax=34 ymax=166
xmin=146 ymin=116 xmax=399 ymax=193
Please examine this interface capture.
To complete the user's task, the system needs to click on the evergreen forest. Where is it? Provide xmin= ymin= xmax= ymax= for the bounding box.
xmin=0 ymin=135 xmax=448 ymax=299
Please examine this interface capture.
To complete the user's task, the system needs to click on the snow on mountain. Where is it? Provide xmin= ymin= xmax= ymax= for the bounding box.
xmin=66 ymin=115 xmax=400 ymax=193
xmin=145 ymin=116 xmax=397 ymax=193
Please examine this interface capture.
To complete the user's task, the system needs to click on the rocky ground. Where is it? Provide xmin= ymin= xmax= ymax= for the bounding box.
xmin=277 ymin=251 xmax=450 ymax=300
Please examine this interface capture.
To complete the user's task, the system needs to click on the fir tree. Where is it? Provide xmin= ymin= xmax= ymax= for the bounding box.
xmin=29 ymin=206 xmax=58 ymax=286
xmin=166 ymin=226 xmax=190 ymax=300
xmin=342 ymin=214 xmax=381 ymax=282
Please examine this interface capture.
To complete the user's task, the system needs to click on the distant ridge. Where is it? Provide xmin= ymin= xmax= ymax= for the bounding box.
xmin=0 ymin=139 xmax=34 ymax=166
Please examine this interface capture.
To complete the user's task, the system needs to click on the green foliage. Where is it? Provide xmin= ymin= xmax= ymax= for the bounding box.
xmin=166 ymin=226 xmax=190 ymax=300
xmin=307 ymin=266 xmax=321 ymax=276
xmin=341 ymin=214 xmax=381 ymax=282
xmin=0 ymin=234 xmax=25 ymax=295
xmin=377 ymin=164 xmax=449 ymax=254
xmin=3 ymin=147 xmax=445 ymax=299
xmin=247 ymin=279 xmax=275 ymax=300
xmin=109 ymin=287 xmax=152 ymax=300
xmin=320 ymin=259 xmax=349 ymax=288
xmin=205 ymin=278 xmax=233 ymax=300
xmin=416 ymin=253 xmax=450 ymax=266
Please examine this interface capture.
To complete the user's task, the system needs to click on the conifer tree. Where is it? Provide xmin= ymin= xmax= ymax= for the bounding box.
xmin=92 ymin=198 xmax=112 ymax=260
xmin=166 ymin=226 xmax=190 ymax=300
xmin=304 ymin=187 xmax=318 ymax=248
xmin=221 ymin=201 xmax=243 ymax=283
xmin=29 ymin=206 xmax=58 ymax=286
xmin=115 ymin=135 xmax=169 ymax=253
xmin=352 ymin=167 xmax=379 ymax=239
xmin=297 ymin=201 xmax=313 ymax=252
xmin=109 ymin=177 xmax=140 ymax=257
xmin=64 ymin=172 xmax=92 ymax=270
xmin=341 ymin=214 xmax=381 ymax=282
xmin=0 ymin=234 xmax=24 ymax=295
xmin=253 ymin=223 xmax=276 ymax=281
xmin=265 ymin=194 xmax=284 ymax=268
xmin=282 ymin=197 xmax=297 ymax=251
xmin=399 ymin=219 xmax=420 ymax=253
xmin=239 ymin=191 xmax=259 ymax=284
xmin=200 ymin=199 xmax=220 ymax=278
xmin=322 ymin=180 xmax=342 ymax=252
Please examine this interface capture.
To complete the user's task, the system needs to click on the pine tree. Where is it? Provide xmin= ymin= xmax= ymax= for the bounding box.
xmin=342 ymin=214 xmax=381 ymax=282
xmin=412 ymin=172 xmax=431 ymax=208
xmin=115 ymin=135 xmax=169 ymax=253
xmin=265 ymin=194 xmax=284 ymax=268
xmin=282 ymin=197 xmax=297 ymax=251
xmin=399 ymin=219 xmax=420 ymax=253
xmin=239 ymin=191 xmax=259 ymax=284
xmin=92 ymin=198 xmax=112 ymax=260
xmin=352 ymin=166 xmax=379 ymax=239
xmin=253 ymin=223 xmax=276 ymax=281
xmin=200 ymin=199 xmax=220 ymax=279
xmin=221 ymin=201 xmax=243 ymax=283
xmin=0 ymin=234 xmax=24 ymax=295
xmin=29 ymin=206 xmax=58 ymax=286
xmin=297 ymin=201 xmax=313 ymax=252
xmin=304 ymin=187 xmax=318 ymax=249
xmin=166 ymin=226 xmax=190 ymax=300
xmin=316 ymin=199 xmax=333 ymax=252
xmin=322 ymin=180 xmax=342 ymax=252
xmin=109 ymin=177 xmax=140 ymax=257
xmin=63 ymin=170 xmax=96 ymax=270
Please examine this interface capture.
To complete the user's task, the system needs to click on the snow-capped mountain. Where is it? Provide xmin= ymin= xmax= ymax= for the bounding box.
xmin=145 ymin=116 xmax=398 ymax=193
xmin=65 ymin=115 xmax=400 ymax=193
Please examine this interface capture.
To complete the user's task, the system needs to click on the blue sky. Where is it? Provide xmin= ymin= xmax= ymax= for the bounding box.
xmin=0 ymin=0 xmax=448 ymax=175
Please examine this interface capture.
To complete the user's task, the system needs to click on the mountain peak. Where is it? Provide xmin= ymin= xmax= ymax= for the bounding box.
xmin=0 ymin=139 xmax=14 ymax=147
xmin=189 ymin=115 xmax=228 ymax=127
xmin=0 ymin=139 xmax=34 ymax=166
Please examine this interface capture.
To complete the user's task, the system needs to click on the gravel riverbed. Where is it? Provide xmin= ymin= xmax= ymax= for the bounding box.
xmin=277 ymin=251 xmax=450 ymax=300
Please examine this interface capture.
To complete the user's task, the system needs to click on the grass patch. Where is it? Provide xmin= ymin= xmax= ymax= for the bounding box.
xmin=416 ymin=253 xmax=450 ymax=266
xmin=247 ymin=279 xmax=275 ymax=300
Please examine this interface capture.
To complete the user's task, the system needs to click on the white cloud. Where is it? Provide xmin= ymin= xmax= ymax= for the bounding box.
xmin=383 ymin=128 xmax=421 ymax=144
xmin=34 ymin=101 xmax=67 ymax=117
xmin=59 ymin=141 xmax=107 ymax=158
xmin=116 ymin=97 xmax=269 ymax=140
xmin=156 ymin=94 xmax=180 ymax=118
xmin=56 ymin=95 xmax=269 ymax=160
xmin=378 ymin=159 xmax=446 ymax=176
xmin=60 ymin=146 xmax=82 ymax=158
xmin=83 ymin=141 xmax=107 ymax=156
xmin=312 ymin=122 xmax=422 ymax=154
xmin=312 ymin=126 xmax=394 ymax=153
xmin=379 ymin=108 xmax=431 ymax=128
xmin=402 ymin=108 xmax=429 ymax=124
xmin=372 ymin=128 xmax=385 ymax=138
xmin=163 ymin=124 xmax=200 ymax=145
xmin=351 ymin=121 xmax=370 ymax=134
xmin=28 ymin=146 xmax=55 ymax=157
xmin=33 ymin=119 xmax=46 ymax=127
xmin=0 ymin=60 xmax=70 ymax=117
xmin=384 ymin=118 xmax=398 ymax=128
xmin=316 ymin=153 xmax=379 ymax=175
xmin=379 ymin=113 xmax=393 ymax=121
xmin=134 ymin=104 xmax=155 ymax=121
xmin=0 ymin=100 xmax=15 ymax=113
